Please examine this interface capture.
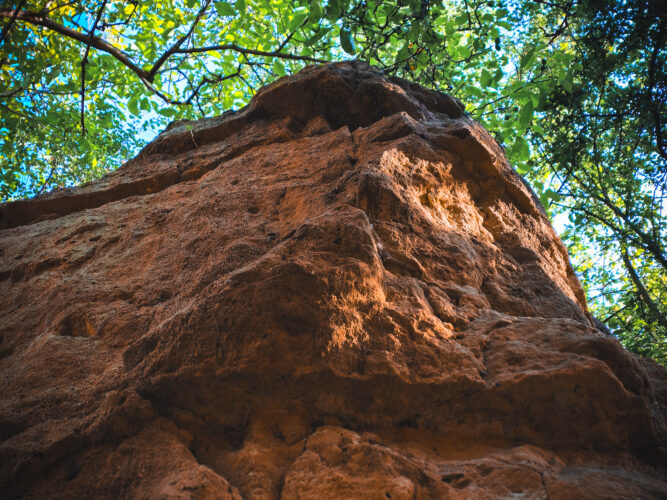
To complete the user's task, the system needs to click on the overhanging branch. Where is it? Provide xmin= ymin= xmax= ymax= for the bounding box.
xmin=0 ymin=9 xmax=150 ymax=80
xmin=0 ymin=0 xmax=27 ymax=45
xmin=146 ymin=0 xmax=212 ymax=82
xmin=174 ymin=44 xmax=327 ymax=63
xmin=0 ymin=8 xmax=327 ymax=104
xmin=80 ymin=0 xmax=108 ymax=135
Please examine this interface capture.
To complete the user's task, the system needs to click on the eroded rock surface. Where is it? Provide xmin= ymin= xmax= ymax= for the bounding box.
xmin=1 ymin=61 xmax=666 ymax=499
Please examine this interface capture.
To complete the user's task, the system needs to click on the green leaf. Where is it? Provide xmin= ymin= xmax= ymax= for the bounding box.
xmin=309 ymin=1 xmax=323 ymax=22
xmin=46 ymin=109 xmax=59 ymax=125
xmin=214 ymin=2 xmax=236 ymax=17
xmin=516 ymin=162 xmax=530 ymax=175
xmin=519 ymin=101 xmax=534 ymax=127
xmin=235 ymin=0 xmax=246 ymax=15
xmin=520 ymin=48 xmax=536 ymax=70
xmin=531 ymin=123 xmax=546 ymax=136
xmin=546 ymin=188 xmax=561 ymax=202
xmin=289 ymin=12 xmax=309 ymax=32
xmin=128 ymin=96 xmax=140 ymax=116
xmin=512 ymin=136 xmax=530 ymax=161
xmin=454 ymin=13 xmax=468 ymax=26
xmin=466 ymin=85 xmax=483 ymax=98
xmin=272 ymin=59 xmax=286 ymax=76
xmin=480 ymin=68 xmax=492 ymax=87
xmin=539 ymin=188 xmax=561 ymax=207
xmin=457 ymin=45 xmax=471 ymax=59
xmin=396 ymin=43 xmax=410 ymax=64
xmin=158 ymin=108 xmax=176 ymax=117
xmin=340 ymin=29 xmax=356 ymax=55
xmin=408 ymin=23 xmax=421 ymax=42
xmin=306 ymin=27 xmax=331 ymax=46
xmin=561 ymin=72 xmax=573 ymax=92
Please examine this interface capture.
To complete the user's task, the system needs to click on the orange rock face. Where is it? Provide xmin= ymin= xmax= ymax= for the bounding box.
xmin=1 ymin=62 xmax=666 ymax=499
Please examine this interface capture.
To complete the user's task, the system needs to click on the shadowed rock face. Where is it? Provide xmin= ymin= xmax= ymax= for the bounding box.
xmin=1 ymin=61 xmax=665 ymax=499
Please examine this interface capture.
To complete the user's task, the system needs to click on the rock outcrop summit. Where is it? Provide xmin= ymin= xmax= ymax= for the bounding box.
xmin=1 ymin=62 xmax=666 ymax=499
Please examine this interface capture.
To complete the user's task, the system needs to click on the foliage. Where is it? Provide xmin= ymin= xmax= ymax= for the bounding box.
xmin=530 ymin=0 xmax=666 ymax=364
xmin=0 ymin=0 xmax=665 ymax=362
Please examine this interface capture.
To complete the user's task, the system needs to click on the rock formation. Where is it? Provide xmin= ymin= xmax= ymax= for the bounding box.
xmin=1 ymin=62 xmax=666 ymax=499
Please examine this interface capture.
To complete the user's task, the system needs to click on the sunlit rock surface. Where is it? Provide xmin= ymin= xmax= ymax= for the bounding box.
xmin=1 ymin=61 xmax=666 ymax=499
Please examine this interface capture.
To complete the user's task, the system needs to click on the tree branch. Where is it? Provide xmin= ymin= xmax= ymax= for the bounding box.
xmin=0 ymin=8 xmax=150 ymax=79
xmin=646 ymin=20 xmax=666 ymax=162
xmin=621 ymin=247 xmax=667 ymax=331
xmin=80 ymin=0 xmax=107 ymax=135
xmin=174 ymin=43 xmax=327 ymax=63
xmin=147 ymin=0 xmax=212 ymax=82
xmin=0 ymin=0 xmax=27 ymax=45
xmin=0 ymin=7 xmax=328 ymax=106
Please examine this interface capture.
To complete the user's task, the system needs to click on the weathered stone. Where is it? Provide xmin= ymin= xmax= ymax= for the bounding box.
xmin=1 ymin=61 xmax=665 ymax=499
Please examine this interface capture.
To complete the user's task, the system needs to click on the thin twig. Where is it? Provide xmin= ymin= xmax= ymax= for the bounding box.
xmin=174 ymin=43 xmax=327 ymax=63
xmin=147 ymin=0 xmax=212 ymax=82
xmin=0 ymin=7 xmax=327 ymax=106
xmin=80 ymin=0 xmax=107 ymax=135
xmin=0 ymin=0 xmax=27 ymax=45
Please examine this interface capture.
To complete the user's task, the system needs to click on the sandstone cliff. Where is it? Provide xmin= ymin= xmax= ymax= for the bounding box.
xmin=1 ymin=62 xmax=666 ymax=499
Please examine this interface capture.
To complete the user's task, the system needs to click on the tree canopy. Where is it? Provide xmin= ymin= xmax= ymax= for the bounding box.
xmin=1 ymin=0 xmax=665 ymax=363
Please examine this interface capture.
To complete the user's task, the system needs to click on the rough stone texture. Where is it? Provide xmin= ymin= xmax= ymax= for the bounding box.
xmin=1 ymin=62 xmax=666 ymax=499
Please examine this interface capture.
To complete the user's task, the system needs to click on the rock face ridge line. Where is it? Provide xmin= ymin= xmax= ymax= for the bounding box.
xmin=1 ymin=62 xmax=529 ymax=232
xmin=1 ymin=62 xmax=666 ymax=499
xmin=0 ymin=123 xmax=297 ymax=230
